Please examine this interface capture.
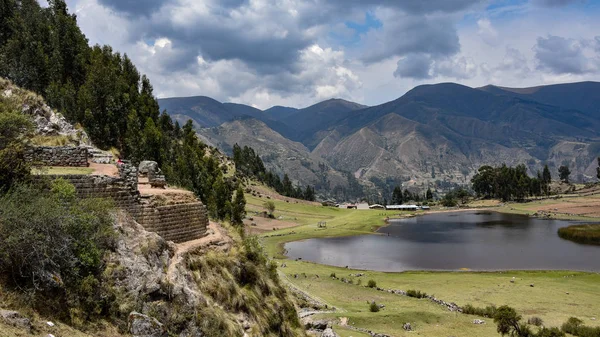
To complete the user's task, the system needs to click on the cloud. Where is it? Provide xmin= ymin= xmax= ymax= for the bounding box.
xmin=65 ymin=0 xmax=600 ymax=109
xmin=394 ymin=54 xmax=433 ymax=79
xmin=534 ymin=35 xmax=598 ymax=74
xmin=394 ymin=54 xmax=477 ymax=80
xmin=361 ymin=12 xmax=460 ymax=64
xmin=531 ymin=0 xmax=585 ymax=7
xmin=477 ymin=18 xmax=499 ymax=46
xmin=97 ymin=0 xmax=170 ymax=16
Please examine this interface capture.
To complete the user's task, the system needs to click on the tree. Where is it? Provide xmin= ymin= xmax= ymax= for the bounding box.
xmin=426 ymin=188 xmax=433 ymax=201
xmin=263 ymin=201 xmax=275 ymax=216
xmin=493 ymin=305 xmax=530 ymax=337
xmin=596 ymin=157 xmax=600 ymax=181
xmin=391 ymin=186 xmax=403 ymax=205
xmin=230 ymin=185 xmax=246 ymax=226
xmin=542 ymin=165 xmax=552 ymax=195
xmin=558 ymin=165 xmax=571 ymax=183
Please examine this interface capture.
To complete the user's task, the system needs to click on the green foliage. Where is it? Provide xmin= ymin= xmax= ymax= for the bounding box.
xmin=558 ymin=165 xmax=571 ymax=183
xmin=536 ymin=328 xmax=565 ymax=337
xmin=369 ymin=301 xmax=380 ymax=312
xmin=0 ymin=181 xmax=115 ymax=322
xmin=472 ymin=164 xmax=546 ymax=201
xmin=406 ymin=289 xmax=428 ymax=299
xmin=426 ymin=188 xmax=434 ymax=201
xmin=462 ymin=304 xmax=497 ymax=318
xmin=367 ymin=279 xmax=377 ymax=288
xmin=493 ymin=305 xmax=527 ymax=337
xmin=230 ymin=185 xmax=246 ymax=226
xmin=557 ymin=225 xmax=600 ymax=245
xmin=596 ymin=157 xmax=600 ymax=180
xmin=263 ymin=201 xmax=276 ymax=215
xmin=0 ymin=98 xmax=33 ymax=191
xmin=560 ymin=317 xmax=600 ymax=337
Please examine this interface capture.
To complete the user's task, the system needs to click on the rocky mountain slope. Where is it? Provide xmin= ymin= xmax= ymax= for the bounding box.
xmin=160 ymin=81 xmax=600 ymax=199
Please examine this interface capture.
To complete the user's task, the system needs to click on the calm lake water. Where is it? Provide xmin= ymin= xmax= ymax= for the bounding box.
xmin=284 ymin=211 xmax=600 ymax=272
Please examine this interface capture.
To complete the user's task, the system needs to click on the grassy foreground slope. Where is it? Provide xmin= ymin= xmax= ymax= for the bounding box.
xmin=248 ymin=190 xmax=600 ymax=336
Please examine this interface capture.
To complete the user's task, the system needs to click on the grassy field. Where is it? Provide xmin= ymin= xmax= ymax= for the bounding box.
xmin=248 ymin=190 xmax=600 ymax=336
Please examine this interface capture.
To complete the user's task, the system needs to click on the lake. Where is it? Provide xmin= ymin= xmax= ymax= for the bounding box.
xmin=284 ymin=211 xmax=600 ymax=272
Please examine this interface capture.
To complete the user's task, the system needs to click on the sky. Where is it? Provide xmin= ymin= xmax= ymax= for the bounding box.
xmin=60 ymin=0 xmax=600 ymax=109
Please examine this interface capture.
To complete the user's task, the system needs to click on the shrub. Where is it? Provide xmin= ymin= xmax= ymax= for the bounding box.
xmin=0 ymin=181 xmax=115 ymax=322
xmin=528 ymin=316 xmax=544 ymax=326
xmin=369 ymin=301 xmax=380 ymax=312
xmin=462 ymin=304 xmax=497 ymax=318
xmin=406 ymin=289 xmax=427 ymax=299
xmin=561 ymin=317 xmax=600 ymax=337
xmin=562 ymin=317 xmax=584 ymax=335
xmin=537 ymin=327 xmax=565 ymax=337
xmin=367 ymin=279 xmax=377 ymax=288
xmin=263 ymin=201 xmax=276 ymax=215
xmin=330 ymin=273 xmax=336 ymax=278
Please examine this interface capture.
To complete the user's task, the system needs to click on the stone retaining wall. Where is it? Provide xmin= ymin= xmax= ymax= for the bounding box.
xmin=35 ymin=171 xmax=208 ymax=243
xmin=25 ymin=146 xmax=89 ymax=167
xmin=138 ymin=203 xmax=208 ymax=243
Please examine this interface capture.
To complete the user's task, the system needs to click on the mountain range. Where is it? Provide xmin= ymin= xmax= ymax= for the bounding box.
xmin=158 ymin=81 xmax=600 ymax=200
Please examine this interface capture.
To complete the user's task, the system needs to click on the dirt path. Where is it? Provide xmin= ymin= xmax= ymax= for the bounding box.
xmin=166 ymin=222 xmax=232 ymax=281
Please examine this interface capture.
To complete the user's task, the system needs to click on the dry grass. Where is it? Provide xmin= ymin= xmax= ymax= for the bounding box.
xmin=30 ymin=135 xmax=73 ymax=146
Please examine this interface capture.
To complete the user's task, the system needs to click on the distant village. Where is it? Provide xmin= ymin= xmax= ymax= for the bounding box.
xmin=323 ymin=201 xmax=431 ymax=211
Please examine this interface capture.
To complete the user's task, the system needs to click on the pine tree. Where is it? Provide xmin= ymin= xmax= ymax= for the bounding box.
xmin=426 ymin=188 xmax=433 ymax=201
xmin=230 ymin=185 xmax=246 ymax=226
xmin=596 ymin=157 xmax=600 ymax=181
xmin=558 ymin=165 xmax=571 ymax=183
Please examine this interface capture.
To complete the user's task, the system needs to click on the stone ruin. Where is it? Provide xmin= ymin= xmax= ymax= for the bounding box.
xmin=25 ymin=146 xmax=89 ymax=167
xmin=34 ymin=162 xmax=208 ymax=243
xmin=138 ymin=160 xmax=166 ymax=188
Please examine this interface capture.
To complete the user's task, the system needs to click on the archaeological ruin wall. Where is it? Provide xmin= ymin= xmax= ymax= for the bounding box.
xmin=25 ymin=146 xmax=89 ymax=167
xmin=35 ymin=163 xmax=208 ymax=243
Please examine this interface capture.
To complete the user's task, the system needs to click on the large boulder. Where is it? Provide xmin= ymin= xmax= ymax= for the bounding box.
xmin=128 ymin=312 xmax=166 ymax=337
xmin=139 ymin=161 xmax=159 ymax=176
xmin=0 ymin=309 xmax=32 ymax=331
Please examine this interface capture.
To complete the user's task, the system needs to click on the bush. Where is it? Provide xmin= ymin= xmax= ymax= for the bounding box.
xmin=369 ymin=301 xmax=380 ymax=312
xmin=537 ymin=327 xmax=565 ymax=337
xmin=462 ymin=304 xmax=497 ymax=318
xmin=561 ymin=317 xmax=600 ymax=337
xmin=528 ymin=316 xmax=544 ymax=326
xmin=0 ymin=181 xmax=115 ymax=322
xmin=367 ymin=279 xmax=377 ymax=288
xmin=406 ymin=289 xmax=428 ymax=299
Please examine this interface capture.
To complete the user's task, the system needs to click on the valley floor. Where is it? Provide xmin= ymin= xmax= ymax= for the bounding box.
xmin=247 ymin=191 xmax=600 ymax=337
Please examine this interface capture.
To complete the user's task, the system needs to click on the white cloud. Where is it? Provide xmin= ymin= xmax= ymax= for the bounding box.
xmin=64 ymin=0 xmax=600 ymax=109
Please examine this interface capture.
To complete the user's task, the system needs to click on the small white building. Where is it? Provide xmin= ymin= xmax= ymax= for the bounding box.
xmin=386 ymin=204 xmax=419 ymax=211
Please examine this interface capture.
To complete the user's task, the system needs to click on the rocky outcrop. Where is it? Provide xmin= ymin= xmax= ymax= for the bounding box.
xmin=25 ymin=146 xmax=89 ymax=167
xmin=0 ymin=309 xmax=32 ymax=331
xmin=128 ymin=312 xmax=167 ymax=337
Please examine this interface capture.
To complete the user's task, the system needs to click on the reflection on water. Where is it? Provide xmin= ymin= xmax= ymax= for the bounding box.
xmin=284 ymin=211 xmax=600 ymax=272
